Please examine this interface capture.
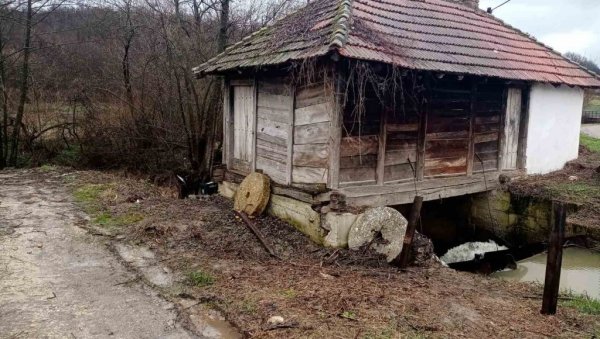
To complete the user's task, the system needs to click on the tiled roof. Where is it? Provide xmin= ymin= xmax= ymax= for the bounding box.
xmin=193 ymin=0 xmax=600 ymax=87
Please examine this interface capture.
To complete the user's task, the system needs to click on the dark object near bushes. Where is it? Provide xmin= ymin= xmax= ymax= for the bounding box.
xmin=176 ymin=174 xmax=218 ymax=199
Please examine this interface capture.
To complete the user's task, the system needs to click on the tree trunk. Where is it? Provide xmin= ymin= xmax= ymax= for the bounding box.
xmin=8 ymin=0 xmax=33 ymax=166
xmin=0 ymin=18 xmax=6 ymax=169
xmin=218 ymin=0 xmax=229 ymax=53
xmin=122 ymin=2 xmax=135 ymax=119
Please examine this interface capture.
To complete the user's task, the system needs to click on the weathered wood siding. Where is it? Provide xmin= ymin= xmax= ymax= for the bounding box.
xmin=292 ymin=81 xmax=332 ymax=184
xmin=255 ymin=77 xmax=293 ymax=184
xmin=501 ymin=88 xmax=522 ymax=169
xmin=425 ymin=85 xmax=471 ymax=177
xmin=339 ymin=90 xmax=382 ymax=186
xmin=384 ymin=111 xmax=419 ymax=182
xmin=473 ymin=83 xmax=504 ymax=173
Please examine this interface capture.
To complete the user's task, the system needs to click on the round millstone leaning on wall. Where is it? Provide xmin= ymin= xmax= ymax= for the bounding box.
xmin=348 ymin=207 xmax=408 ymax=262
xmin=234 ymin=172 xmax=271 ymax=217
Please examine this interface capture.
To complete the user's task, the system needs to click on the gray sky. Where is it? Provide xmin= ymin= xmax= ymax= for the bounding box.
xmin=479 ymin=0 xmax=600 ymax=62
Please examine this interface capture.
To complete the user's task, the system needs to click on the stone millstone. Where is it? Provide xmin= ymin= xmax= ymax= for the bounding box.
xmin=234 ymin=172 xmax=271 ymax=217
xmin=348 ymin=207 xmax=408 ymax=262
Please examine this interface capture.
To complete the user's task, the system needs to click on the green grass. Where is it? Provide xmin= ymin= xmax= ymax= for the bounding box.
xmin=581 ymin=134 xmax=600 ymax=153
xmin=93 ymin=211 xmax=144 ymax=228
xmin=546 ymin=182 xmax=600 ymax=203
xmin=186 ymin=270 xmax=215 ymax=287
xmin=562 ymin=294 xmax=600 ymax=315
xmin=585 ymin=97 xmax=600 ymax=111
xmin=74 ymin=183 xmax=143 ymax=229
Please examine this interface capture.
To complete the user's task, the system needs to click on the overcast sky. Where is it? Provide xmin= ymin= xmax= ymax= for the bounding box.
xmin=479 ymin=0 xmax=600 ymax=62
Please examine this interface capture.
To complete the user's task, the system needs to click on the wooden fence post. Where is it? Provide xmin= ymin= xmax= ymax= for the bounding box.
xmin=395 ymin=195 xmax=424 ymax=268
xmin=541 ymin=200 xmax=567 ymax=315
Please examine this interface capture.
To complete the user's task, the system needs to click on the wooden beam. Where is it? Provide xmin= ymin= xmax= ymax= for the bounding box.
xmin=497 ymin=87 xmax=509 ymax=171
xmin=286 ymin=84 xmax=295 ymax=185
xmin=329 ymin=66 xmax=344 ymax=190
xmin=466 ymin=81 xmax=477 ymax=175
xmin=416 ymin=76 xmax=430 ymax=181
xmin=541 ymin=201 xmax=566 ymax=315
xmin=251 ymin=77 xmax=258 ymax=172
xmin=224 ymin=78 xmax=234 ymax=169
xmin=376 ymin=109 xmax=388 ymax=185
xmin=517 ymin=85 xmax=531 ymax=170
xmin=395 ymin=195 xmax=424 ymax=268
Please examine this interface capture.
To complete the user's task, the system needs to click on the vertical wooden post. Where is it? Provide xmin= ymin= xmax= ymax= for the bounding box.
xmin=251 ymin=77 xmax=258 ymax=172
xmin=416 ymin=75 xmax=430 ymax=181
xmin=466 ymin=81 xmax=477 ymax=176
xmin=395 ymin=195 xmax=424 ymax=268
xmin=541 ymin=200 xmax=567 ymax=315
xmin=329 ymin=65 xmax=344 ymax=190
xmin=286 ymin=83 xmax=295 ymax=185
xmin=376 ymin=109 xmax=388 ymax=185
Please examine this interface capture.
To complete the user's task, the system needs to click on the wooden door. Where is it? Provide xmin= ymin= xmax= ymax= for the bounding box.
xmin=232 ymin=85 xmax=255 ymax=165
xmin=502 ymin=88 xmax=521 ymax=170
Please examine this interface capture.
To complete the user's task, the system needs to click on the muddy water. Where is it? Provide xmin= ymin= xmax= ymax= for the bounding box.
xmin=494 ymin=247 xmax=600 ymax=299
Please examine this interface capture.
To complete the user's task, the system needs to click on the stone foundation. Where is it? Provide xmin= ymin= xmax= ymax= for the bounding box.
xmin=470 ymin=190 xmax=599 ymax=244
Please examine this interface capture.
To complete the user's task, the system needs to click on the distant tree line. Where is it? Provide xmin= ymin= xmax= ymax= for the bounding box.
xmin=0 ymin=0 xmax=303 ymax=179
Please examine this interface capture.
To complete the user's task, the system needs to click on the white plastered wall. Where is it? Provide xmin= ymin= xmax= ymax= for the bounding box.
xmin=525 ymin=84 xmax=584 ymax=174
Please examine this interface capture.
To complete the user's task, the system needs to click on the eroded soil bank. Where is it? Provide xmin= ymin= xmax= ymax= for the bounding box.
xmin=23 ymin=166 xmax=595 ymax=338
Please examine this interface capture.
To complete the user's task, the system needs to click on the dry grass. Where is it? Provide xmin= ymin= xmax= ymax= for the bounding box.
xmin=67 ymin=170 xmax=600 ymax=338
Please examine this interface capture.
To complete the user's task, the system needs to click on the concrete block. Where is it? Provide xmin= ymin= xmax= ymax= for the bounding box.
xmin=267 ymin=195 xmax=324 ymax=245
xmin=322 ymin=212 xmax=360 ymax=248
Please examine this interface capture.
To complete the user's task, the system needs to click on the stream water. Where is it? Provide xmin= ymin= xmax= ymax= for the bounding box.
xmin=493 ymin=247 xmax=600 ymax=299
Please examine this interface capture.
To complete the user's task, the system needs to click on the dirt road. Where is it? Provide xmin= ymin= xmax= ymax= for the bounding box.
xmin=0 ymin=169 xmax=194 ymax=338
xmin=582 ymin=124 xmax=600 ymax=138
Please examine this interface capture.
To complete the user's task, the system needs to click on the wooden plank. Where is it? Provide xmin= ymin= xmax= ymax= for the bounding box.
xmin=295 ymin=83 xmax=328 ymax=109
xmin=329 ymin=70 xmax=343 ymax=190
xmin=517 ymin=86 xmax=531 ymax=170
xmin=467 ymin=82 xmax=477 ymax=175
xmin=384 ymin=163 xmax=415 ymax=182
xmin=293 ymin=166 xmax=328 ymax=184
xmin=257 ymin=106 xmax=289 ymax=124
xmin=295 ymin=103 xmax=330 ymax=126
xmin=258 ymin=78 xmax=291 ymax=95
xmin=294 ymin=121 xmax=329 ymax=145
xmin=340 ymin=135 xmax=379 ymax=157
xmin=257 ymin=117 xmax=288 ymax=140
xmin=258 ymin=93 xmax=291 ymax=111
xmin=377 ymin=109 xmax=387 ymax=185
xmin=293 ymin=143 xmax=329 ymax=168
xmin=257 ymin=145 xmax=287 ymax=164
xmin=256 ymin=156 xmax=286 ymax=183
xmin=474 ymin=132 xmax=499 ymax=144
xmin=497 ymin=88 xmax=509 ymax=171
xmin=417 ymin=85 xmax=428 ymax=181
xmin=256 ymin=132 xmax=287 ymax=149
xmin=327 ymin=172 xmax=506 ymax=207
xmin=256 ymin=137 xmax=287 ymax=156
xmin=387 ymin=123 xmax=419 ymax=132
xmin=384 ymin=149 xmax=417 ymax=166
xmin=502 ymin=88 xmax=522 ymax=170
xmin=231 ymin=158 xmax=251 ymax=174
xmin=340 ymin=154 xmax=378 ymax=169
xmin=251 ymin=78 xmax=258 ymax=172
xmin=339 ymin=167 xmax=376 ymax=183
xmin=223 ymin=79 xmax=232 ymax=168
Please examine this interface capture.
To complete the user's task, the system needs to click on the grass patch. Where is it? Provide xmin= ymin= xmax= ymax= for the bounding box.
xmin=186 ymin=270 xmax=215 ymax=287
xmin=279 ymin=288 xmax=298 ymax=299
xmin=546 ymin=182 xmax=600 ymax=203
xmin=39 ymin=164 xmax=57 ymax=172
xmin=581 ymin=134 xmax=600 ymax=153
xmin=562 ymin=294 xmax=600 ymax=315
xmin=93 ymin=211 xmax=144 ymax=228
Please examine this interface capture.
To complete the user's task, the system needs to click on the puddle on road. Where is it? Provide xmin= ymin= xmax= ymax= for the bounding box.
xmin=493 ymin=247 xmax=600 ymax=299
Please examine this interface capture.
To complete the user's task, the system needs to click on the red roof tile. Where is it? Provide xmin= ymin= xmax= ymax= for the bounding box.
xmin=193 ymin=0 xmax=600 ymax=87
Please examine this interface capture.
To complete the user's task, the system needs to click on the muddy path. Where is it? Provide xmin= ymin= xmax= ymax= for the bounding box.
xmin=0 ymin=169 xmax=195 ymax=338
